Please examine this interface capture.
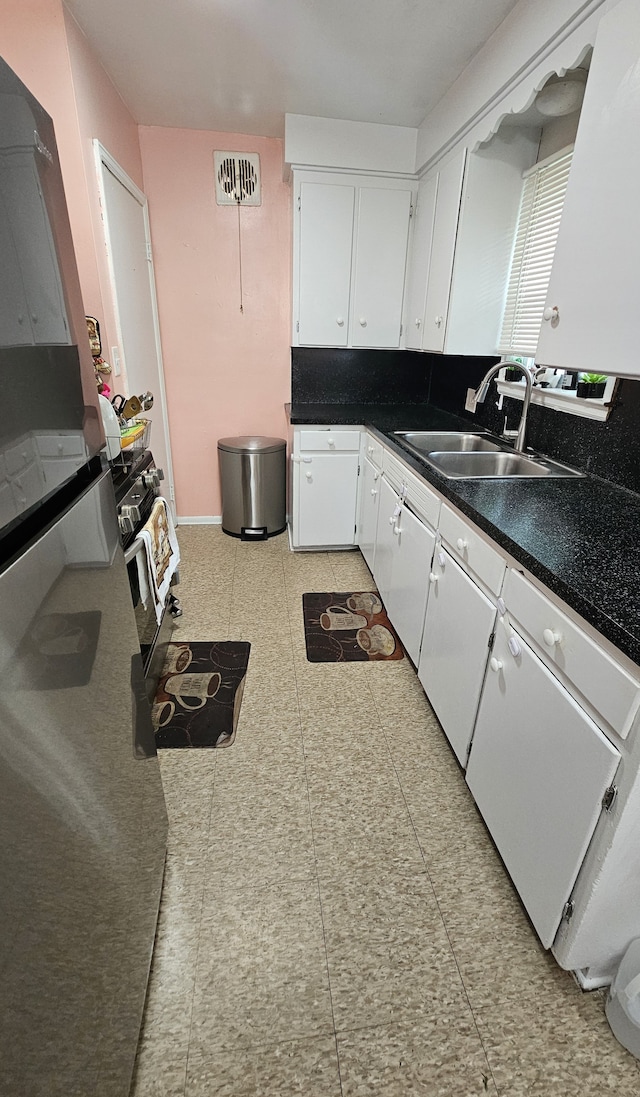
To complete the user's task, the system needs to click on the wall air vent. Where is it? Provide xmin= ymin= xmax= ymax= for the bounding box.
xmin=214 ymin=152 xmax=261 ymax=206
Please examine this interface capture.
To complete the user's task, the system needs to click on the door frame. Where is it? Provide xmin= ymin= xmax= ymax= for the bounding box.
xmin=93 ymin=140 xmax=176 ymax=509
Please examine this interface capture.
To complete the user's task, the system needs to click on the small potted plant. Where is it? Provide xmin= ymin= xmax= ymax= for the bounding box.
xmin=503 ymin=357 xmax=525 ymax=382
xmin=577 ymin=373 xmax=607 ymax=398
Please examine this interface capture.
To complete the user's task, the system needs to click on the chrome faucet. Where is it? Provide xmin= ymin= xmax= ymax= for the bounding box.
xmin=471 ymin=360 xmax=533 ymax=453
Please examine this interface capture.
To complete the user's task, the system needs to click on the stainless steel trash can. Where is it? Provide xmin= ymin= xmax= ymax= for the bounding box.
xmin=218 ymin=436 xmax=286 ymax=540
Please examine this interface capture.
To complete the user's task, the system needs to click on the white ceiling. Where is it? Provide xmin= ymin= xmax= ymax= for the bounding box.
xmin=65 ymin=0 xmax=523 ymax=138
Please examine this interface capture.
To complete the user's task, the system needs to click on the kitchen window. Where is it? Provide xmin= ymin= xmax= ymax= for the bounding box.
xmin=498 ymin=145 xmax=573 ymax=357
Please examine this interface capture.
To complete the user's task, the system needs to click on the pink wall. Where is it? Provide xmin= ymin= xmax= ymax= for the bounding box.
xmin=139 ymin=126 xmax=291 ymax=518
xmin=64 ymin=8 xmax=144 ymax=359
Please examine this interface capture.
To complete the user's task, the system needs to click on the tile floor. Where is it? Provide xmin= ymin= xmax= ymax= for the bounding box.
xmin=131 ymin=526 xmax=640 ymax=1096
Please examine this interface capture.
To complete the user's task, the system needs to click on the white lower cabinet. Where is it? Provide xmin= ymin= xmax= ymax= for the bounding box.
xmin=356 ymin=455 xmax=380 ymax=573
xmin=293 ymin=451 xmax=359 ymax=548
xmin=375 ymin=477 xmax=435 ymax=665
xmin=418 ymin=547 xmax=497 ymax=766
xmin=466 ymin=623 xmax=620 ymax=948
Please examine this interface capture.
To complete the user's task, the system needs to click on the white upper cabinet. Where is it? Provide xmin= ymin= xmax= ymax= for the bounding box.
xmin=405 ymin=133 xmax=538 ymax=357
xmin=421 ymin=149 xmax=466 ymax=352
xmin=536 ymin=0 xmax=640 ymax=378
xmin=404 ymin=174 xmax=437 ymax=350
xmin=297 ymin=182 xmax=355 ymax=347
xmin=294 ymin=171 xmax=414 ymax=349
xmin=350 ymin=187 xmax=412 ymax=348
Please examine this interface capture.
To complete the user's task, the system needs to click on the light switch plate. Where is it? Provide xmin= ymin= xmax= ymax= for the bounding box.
xmin=465 ymin=388 xmax=477 ymax=413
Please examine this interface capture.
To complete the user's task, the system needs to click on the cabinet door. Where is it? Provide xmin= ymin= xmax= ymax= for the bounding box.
xmin=422 ymin=149 xmax=467 ymax=352
xmin=418 ymin=548 xmax=496 ymax=766
xmin=294 ymin=452 xmax=359 ymax=547
xmin=372 ymin=476 xmax=397 ymax=603
xmin=350 ymin=187 xmax=412 ymax=348
xmin=297 ymin=182 xmax=354 ymax=346
xmin=357 ymin=456 xmax=380 ymax=574
xmin=536 ymin=0 xmax=640 ymax=376
xmin=385 ymin=502 xmax=435 ymax=665
xmin=466 ymin=626 xmax=620 ymax=948
xmin=404 ymin=175 xmax=437 ymax=350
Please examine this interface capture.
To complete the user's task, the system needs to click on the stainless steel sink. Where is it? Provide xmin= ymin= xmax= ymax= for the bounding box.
xmin=424 ymin=450 xmax=583 ymax=479
xmin=394 ymin=431 xmax=502 ymax=456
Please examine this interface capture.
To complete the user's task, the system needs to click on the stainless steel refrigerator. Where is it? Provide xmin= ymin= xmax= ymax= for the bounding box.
xmin=0 ymin=56 xmax=168 ymax=1096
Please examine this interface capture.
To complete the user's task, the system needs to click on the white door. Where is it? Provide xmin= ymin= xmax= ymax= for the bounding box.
xmin=294 ymin=453 xmax=359 ymax=547
xmin=95 ymin=144 xmax=175 ymax=515
xmin=422 ymin=149 xmax=467 ymax=353
xmin=297 ymin=182 xmax=354 ymax=346
xmin=466 ymin=626 xmax=620 ymax=948
xmin=536 ymin=0 xmax=640 ymax=377
xmin=385 ymin=502 xmax=435 ymax=665
xmin=350 ymin=187 xmax=412 ymax=348
xmin=418 ymin=548 xmax=496 ymax=766
xmin=404 ymin=174 xmax=438 ymax=350
xmin=357 ymin=456 xmax=380 ymax=574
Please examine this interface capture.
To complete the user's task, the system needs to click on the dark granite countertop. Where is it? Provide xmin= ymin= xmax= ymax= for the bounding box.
xmin=288 ymin=402 xmax=640 ymax=667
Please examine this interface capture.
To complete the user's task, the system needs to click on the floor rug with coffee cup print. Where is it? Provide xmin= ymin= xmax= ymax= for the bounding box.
xmin=302 ymin=592 xmax=403 ymax=663
xmin=152 ymin=641 xmax=250 ymax=748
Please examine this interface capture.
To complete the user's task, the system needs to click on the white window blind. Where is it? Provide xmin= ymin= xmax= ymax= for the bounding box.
xmin=499 ymin=146 xmax=573 ymax=357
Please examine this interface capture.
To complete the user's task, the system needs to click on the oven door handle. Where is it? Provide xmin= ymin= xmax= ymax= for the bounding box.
xmin=124 ymin=537 xmax=145 ymax=567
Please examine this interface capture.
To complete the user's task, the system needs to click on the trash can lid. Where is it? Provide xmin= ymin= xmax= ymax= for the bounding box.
xmin=217 ymin=435 xmax=286 ymax=454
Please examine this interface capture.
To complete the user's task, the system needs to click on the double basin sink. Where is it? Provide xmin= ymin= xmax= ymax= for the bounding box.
xmin=394 ymin=432 xmax=583 ymax=479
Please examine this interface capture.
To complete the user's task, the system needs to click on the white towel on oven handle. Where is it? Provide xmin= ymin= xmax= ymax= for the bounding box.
xmin=134 ymin=497 xmax=180 ymax=625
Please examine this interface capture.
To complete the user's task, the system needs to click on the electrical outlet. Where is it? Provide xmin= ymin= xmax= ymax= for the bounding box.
xmin=111 ymin=347 xmax=121 ymax=376
xmin=465 ymin=388 xmax=477 ymax=413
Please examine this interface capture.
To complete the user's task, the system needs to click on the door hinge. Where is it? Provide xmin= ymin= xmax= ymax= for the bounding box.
xmin=602 ymin=785 xmax=618 ymax=812
xmin=400 ymin=323 xmax=403 ymax=336
xmin=297 ymin=195 xmax=301 ymax=211
xmin=146 ymin=241 xmax=152 ymax=262
xmin=487 ymin=631 xmax=495 ymax=651
xmin=562 ymin=899 xmax=575 ymax=923
xmin=296 ymin=320 xmax=299 ymax=333
xmin=409 ymin=203 xmax=414 ymax=217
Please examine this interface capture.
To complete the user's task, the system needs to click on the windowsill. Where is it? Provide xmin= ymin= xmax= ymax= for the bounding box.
xmin=496 ymin=377 xmax=615 ymax=421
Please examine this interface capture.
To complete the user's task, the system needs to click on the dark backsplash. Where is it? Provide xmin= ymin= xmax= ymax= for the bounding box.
xmin=291 ymin=348 xmax=640 ymax=495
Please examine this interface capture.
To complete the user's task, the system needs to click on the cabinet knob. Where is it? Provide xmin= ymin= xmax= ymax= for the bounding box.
xmin=336 ymin=317 xmax=344 ymax=326
xmin=367 ymin=445 xmax=374 ymax=455
xmin=373 ymin=471 xmax=379 ymax=481
xmin=415 ymin=318 xmax=421 ymax=328
xmin=435 ymin=315 xmax=443 ymax=328
xmin=456 ymin=537 xmax=468 ymax=552
xmin=327 ymin=437 xmax=335 ymax=447
xmin=393 ymin=524 xmax=401 ymax=536
xmin=388 ymin=515 xmax=395 ymax=526
xmin=359 ymin=317 xmax=367 ymax=327
xmin=543 ymin=628 xmax=562 ymax=647
xmin=490 ymin=657 xmax=503 ymax=673
xmin=429 ymin=572 xmax=439 ymax=584
xmin=370 ymin=488 xmax=378 ymax=497
xmin=305 ymin=470 xmax=312 ymax=481
xmin=542 ymin=305 xmax=559 ymax=324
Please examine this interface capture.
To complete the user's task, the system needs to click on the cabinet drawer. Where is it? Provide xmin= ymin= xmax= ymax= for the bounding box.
xmin=504 ymin=569 xmax=640 ymax=740
xmin=383 ymin=450 xmax=440 ymax=528
xmin=36 ymin=433 xmax=86 ymax=458
xmin=298 ymin=429 xmax=360 ymax=452
xmin=363 ymin=434 xmax=383 ymax=469
xmin=439 ymin=504 xmax=506 ymax=595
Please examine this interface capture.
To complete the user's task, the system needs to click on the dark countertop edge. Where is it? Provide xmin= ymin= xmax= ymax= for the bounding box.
xmin=287 ymin=403 xmax=640 ymax=667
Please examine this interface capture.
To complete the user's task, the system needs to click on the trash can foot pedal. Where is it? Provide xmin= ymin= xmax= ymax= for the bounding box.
xmin=241 ymin=526 xmax=268 ymax=541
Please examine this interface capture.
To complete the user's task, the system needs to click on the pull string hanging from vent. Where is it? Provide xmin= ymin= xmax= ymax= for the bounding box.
xmin=237 ymin=199 xmax=243 ymax=314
